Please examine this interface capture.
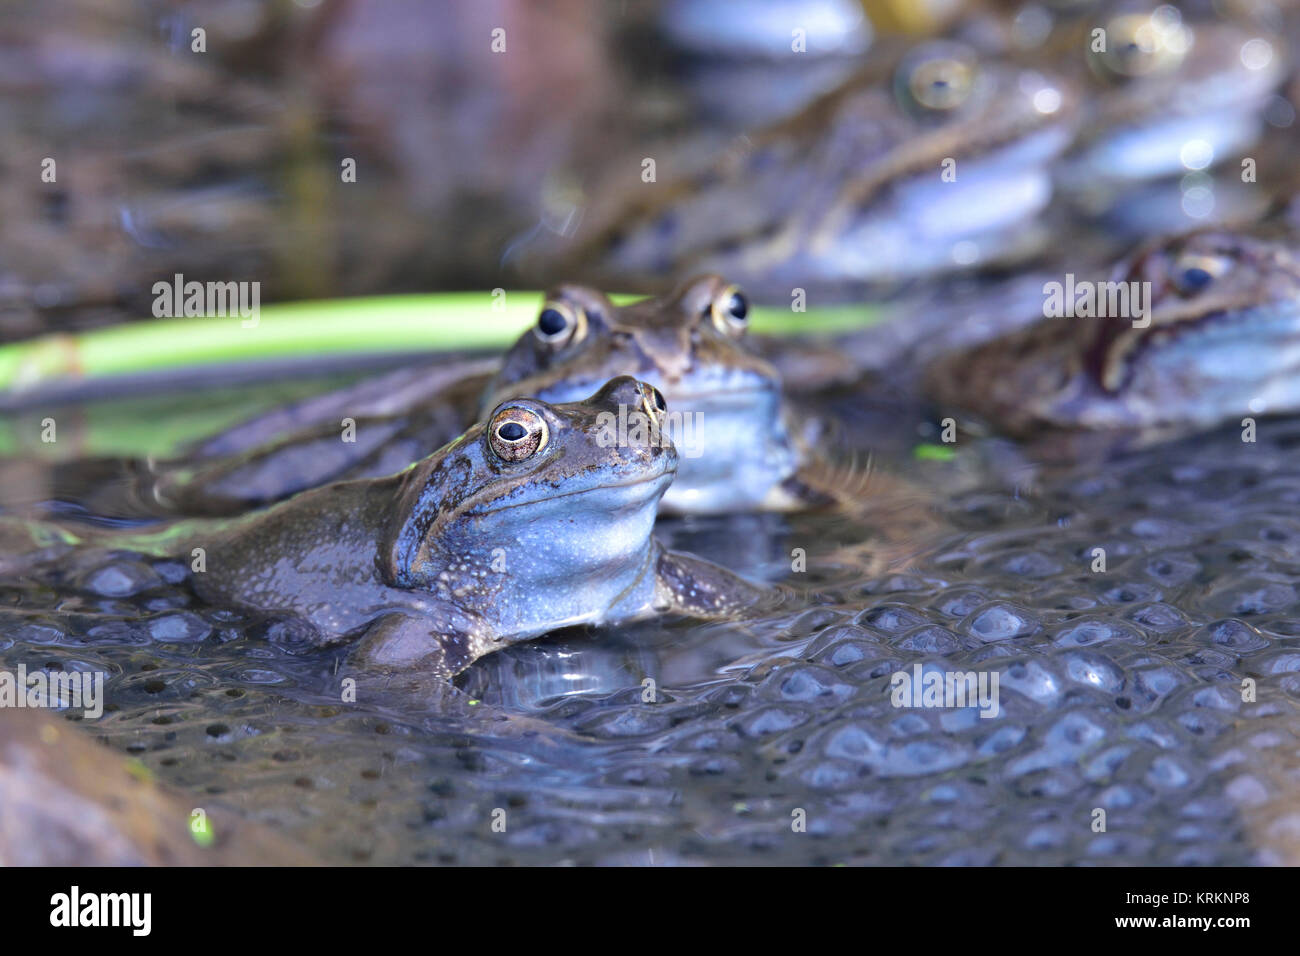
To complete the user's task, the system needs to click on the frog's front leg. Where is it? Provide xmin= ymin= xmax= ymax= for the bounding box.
xmin=653 ymin=547 xmax=776 ymax=619
xmin=349 ymin=611 xmax=484 ymax=679
xmin=343 ymin=613 xmax=576 ymax=736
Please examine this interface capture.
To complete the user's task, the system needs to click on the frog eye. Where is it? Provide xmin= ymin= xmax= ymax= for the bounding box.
xmin=1171 ymin=253 xmax=1232 ymax=295
xmin=708 ymin=285 xmax=749 ymax=335
xmin=534 ymin=301 xmax=586 ymax=347
xmin=488 ymin=407 xmax=548 ymax=462
xmin=898 ymin=52 xmax=974 ymax=113
xmin=1089 ymin=14 xmax=1189 ymax=81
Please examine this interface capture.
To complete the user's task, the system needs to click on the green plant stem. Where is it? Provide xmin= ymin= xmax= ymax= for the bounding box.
xmin=0 ymin=292 xmax=881 ymax=393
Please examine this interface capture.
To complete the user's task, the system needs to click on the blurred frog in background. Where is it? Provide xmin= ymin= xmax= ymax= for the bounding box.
xmin=646 ymin=0 xmax=876 ymax=126
xmin=819 ymin=4 xmax=1298 ymax=378
xmin=517 ymin=3 xmax=1293 ymax=299
xmin=1048 ymin=6 xmax=1291 ymax=240
xmin=923 ymin=224 xmax=1300 ymax=458
xmin=531 ymin=38 xmax=1080 ymax=297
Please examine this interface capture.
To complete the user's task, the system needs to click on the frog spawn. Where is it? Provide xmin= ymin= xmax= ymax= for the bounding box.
xmin=5 ymin=414 xmax=1300 ymax=863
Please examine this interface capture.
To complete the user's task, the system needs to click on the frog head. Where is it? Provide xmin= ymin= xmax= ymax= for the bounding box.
xmin=484 ymin=275 xmax=799 ymax=512
xmin=383 ymin=376 xmax=676 ymax=638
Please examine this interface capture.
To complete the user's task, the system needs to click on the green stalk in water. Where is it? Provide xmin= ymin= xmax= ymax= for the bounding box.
xmin=0 ymin=292 xmax=880 ymax=393
xmin=0 ymin=291 xmax=883 ymax=460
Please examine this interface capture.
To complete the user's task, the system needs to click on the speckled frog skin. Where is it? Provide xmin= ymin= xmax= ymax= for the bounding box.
xmin=923 ymin=228 xmax=1300 ymax=456
xmin=174 ymin=377 xmax=767 ymax=677
xmin=156 ymin=275 xmax=829 ymax=516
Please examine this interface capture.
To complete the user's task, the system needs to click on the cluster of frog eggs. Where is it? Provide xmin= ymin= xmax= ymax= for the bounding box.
xmin=5 ymin=416 xmax=1300 ymax=864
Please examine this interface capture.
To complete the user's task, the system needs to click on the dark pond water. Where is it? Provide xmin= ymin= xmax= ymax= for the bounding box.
xmin=3 ymin=377 xmax=1300 ymax=865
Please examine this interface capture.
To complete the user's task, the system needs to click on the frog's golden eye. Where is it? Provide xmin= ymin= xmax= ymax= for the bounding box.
xmin=1171 ymin=253 xmax=1232 ymax=296
xmin=488 ymin=407 xmax=548 ymax=462
xmin=899 ymin=53 xmax=974 ymax=113
xmin=1089 ymin=14 xmax=1189 ymax=81
xmin=534 ymin=300 xmax=586 ymax=347
xmin=708 ymin=285 xmax=749 ymax=335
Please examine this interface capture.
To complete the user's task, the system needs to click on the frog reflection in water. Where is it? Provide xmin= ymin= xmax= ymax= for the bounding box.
xmin=158 ymin=275 xmax=850 ymax=517
xmin=21 ymin=379 xmax=769 ymax=679
xmin=924 ymin=228 xmax=1300 ymax=456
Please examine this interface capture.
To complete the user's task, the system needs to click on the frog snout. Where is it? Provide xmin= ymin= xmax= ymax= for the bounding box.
xmin=593 ymin=376 xmax=669 ymax=428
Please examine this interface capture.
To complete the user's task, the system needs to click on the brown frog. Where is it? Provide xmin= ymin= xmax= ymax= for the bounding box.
xmin=923 ymin=227 xmax=1300 ymax=456
xmin=519 ymin=39 xmax=1080 ymax=297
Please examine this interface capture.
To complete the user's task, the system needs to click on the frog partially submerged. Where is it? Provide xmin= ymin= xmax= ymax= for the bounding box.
xmin=29 ymin=378 xmax=768 ymax=679
xmin=150 ymin=276 xmax=844 ymax=516
xmin=923 ymin=228 xmax=1300 ymax=456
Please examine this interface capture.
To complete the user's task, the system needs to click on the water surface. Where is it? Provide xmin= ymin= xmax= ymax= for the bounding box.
xmin=3 ymin=379 xmax=1300 ymax=865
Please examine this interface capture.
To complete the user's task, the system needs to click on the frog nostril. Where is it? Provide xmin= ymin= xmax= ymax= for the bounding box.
xmin=597 ymin=376 xmax=646 ymax=410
